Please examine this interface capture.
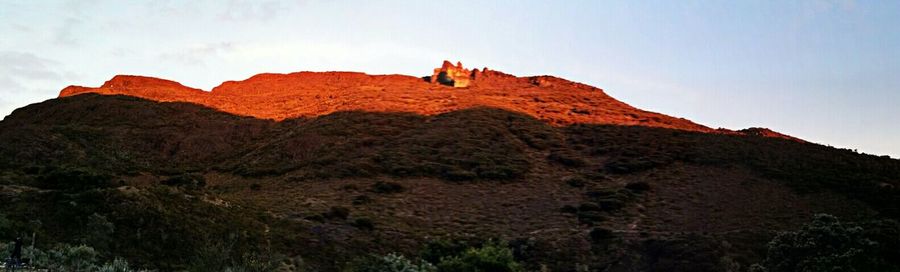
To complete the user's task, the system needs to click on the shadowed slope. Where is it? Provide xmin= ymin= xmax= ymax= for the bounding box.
xmin=1 ymin=94 xmax=898 ymax=271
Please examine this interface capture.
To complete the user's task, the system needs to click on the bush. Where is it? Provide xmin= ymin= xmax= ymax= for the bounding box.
xmin=442 ymin=169 xmax=477 ymax=181
xmin=548 ymin=149 xmax=585 ymax=167
xmin=324 ymin=206 xmax=351 ymax=220
xmin=564 ymin=176 xmax=586 ymax=188
xmin=47 ymin=244 xmax=99 ymax=272
xmin=589 ymin=227 xmax=614 ymax=243
xmin=372 ymin=181 xmax=404 ymax=194
xmin=577 ymin=202 xmax=602 ymax=212
xmin=435 ymin=241 xmax=522 ymax=272
xmin=559 ymin=205 xmax=578 ymax=214
xmin=0 ymin=213 xmax=13 ymax=237
xmin=352 ymin=195 xmax=372 ymax=205
xmin=577 ymin=211 xmax=606 ymax=225
xmin=352 ymin=218 xmax=375 ymax=231
xmin=420 ymin=239 xmax=470 ymax=265
xmin=160 ymin=173 xmax=206 ymax=188
xmin=97 ymin=258 xmax=134 ymax=272
xmin=189 ymin=241 xmax=282 ymax=272
xmin=625 ymin=181 xmax=651 ymax=192
xmin=596 ymin=199 xmax=625 ymax=211
xmin=83 ymin=213 xmax=115 ymax=251
xmin=346 ymin=253 xmax=436 ymax=272
xmin=35 ymin=167 xmax=112 ymax=191
xmin=751 ymin=214 xmax=896 ymax=272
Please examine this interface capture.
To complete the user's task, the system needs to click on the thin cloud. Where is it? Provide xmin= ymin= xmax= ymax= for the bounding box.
xmin=53 ymin=17 xmax=83 ymax=46
xmin=0 ymin=51 xmax=63 ymax=81
xmin=218 ymin=0 xmax=286 ymax=22
xmin=159 ymin=42 xmax=236 ymax=65
xmin=0 ymin=51 xmax=73 ymax=120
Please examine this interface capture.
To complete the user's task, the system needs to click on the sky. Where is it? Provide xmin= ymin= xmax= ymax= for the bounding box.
xmin=1 ymin=0 xmax=898 ymax=157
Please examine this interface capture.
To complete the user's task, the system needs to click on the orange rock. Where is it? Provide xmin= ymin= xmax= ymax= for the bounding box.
xmin=431 ymin=60 xmax=473 ymax=87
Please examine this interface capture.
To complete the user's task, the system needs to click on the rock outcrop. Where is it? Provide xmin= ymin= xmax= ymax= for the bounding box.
xmin=430 ymin=60 xmax=475 ymax=87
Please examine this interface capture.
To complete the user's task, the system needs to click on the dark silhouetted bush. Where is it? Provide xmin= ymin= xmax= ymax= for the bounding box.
xmin=35 ymin=167 xmax=112 ymax=191
xmin=372 ymin=181 xmax=404 ymax=194
xmin=323 ymin=206 xmax=350 ymax=220
xmin=346 ymin=253 xmax=435 ymax=272
xmin=589 ymin=227 xmax=614 ymax=243
xmin=596 ymin=199 xmax=625 ymax=211
xmin=750 ymin=214 xmax=897 ymax=272
xmin=353 ymin=195 xmax=372 ymax=205
xmin=436 ymin=240 xmax=522 ymax=272
xmin=442 ymin=169 xmax=477 ymax=181
xmin=161 ymin=173 xmax=206 ymax=188
xmin=420 ymin=239 xmax=470 ymax=265
xmin=564 ymin=176 xmax=586 ymax=188
xmin=559 ymin=205 xmax=578 ymax=214
xmin=578 ymin=203 xmax=602 ymax=212
xmin=548 ymin=149 xmax=585 ymax=167
xmin=352 ymin=218 xmax=375 ymax=231
xmin=625 ymin=181 xmax=651 ymax=192
xmin=577 ymin=211 xmax=606 ymax=225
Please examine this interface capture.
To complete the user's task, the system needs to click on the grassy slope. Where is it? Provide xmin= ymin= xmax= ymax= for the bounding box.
xmin=0 ymin=94 xmax=898 ymax=271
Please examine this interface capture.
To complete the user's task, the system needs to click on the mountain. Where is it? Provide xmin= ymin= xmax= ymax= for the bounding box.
xmin=0 ymin=61 xmax=897 ymax=271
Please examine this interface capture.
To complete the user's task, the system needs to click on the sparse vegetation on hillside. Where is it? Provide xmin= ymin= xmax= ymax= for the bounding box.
xmin=0 ymin=95 xmax=899 ymax=271
xmin=751 ymin=214 xmax=900 ymax=272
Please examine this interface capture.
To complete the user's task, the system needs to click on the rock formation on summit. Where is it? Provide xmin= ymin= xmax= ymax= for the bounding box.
xmin=430 ymin=60 xmax=477 ymax=87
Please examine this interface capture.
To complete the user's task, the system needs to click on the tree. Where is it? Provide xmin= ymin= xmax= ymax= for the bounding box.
xmin=751 ymin=214 xmax=897 ymax=272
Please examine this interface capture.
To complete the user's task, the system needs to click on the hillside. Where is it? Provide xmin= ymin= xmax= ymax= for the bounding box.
xmin=0 ymin=63 xmax=898 ymax=271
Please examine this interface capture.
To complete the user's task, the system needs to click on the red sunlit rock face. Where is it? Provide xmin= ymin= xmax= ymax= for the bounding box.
xmin=57 ymin=60 xmax=795 ymax=139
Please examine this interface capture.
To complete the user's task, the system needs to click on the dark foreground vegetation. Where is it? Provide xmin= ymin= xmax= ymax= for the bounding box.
xmin=0 ymin=95 xmax=898 ymax=271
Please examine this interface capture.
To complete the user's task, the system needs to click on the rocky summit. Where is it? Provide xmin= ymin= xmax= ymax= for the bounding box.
xmin=59 ymin=60 xmax=789 ymax=139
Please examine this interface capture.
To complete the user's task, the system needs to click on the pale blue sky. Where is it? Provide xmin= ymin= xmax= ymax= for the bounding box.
xmin=1 ymin=1 xmax=898 ymax=157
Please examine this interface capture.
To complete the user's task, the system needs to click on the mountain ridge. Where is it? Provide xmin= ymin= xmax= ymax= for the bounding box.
xmin=57 ymin=61 xmax=798 ymax=141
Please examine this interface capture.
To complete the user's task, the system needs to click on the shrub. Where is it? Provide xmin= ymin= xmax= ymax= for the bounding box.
xmin=442 ymin=169 xmax=477 ymax=181
xmin=83 ymin=213 xmax=115 ymax=251
xmin=324 ymin=206 xmax=351 ymax=220
xmin=353 ymin=195 xmax=373 ymax=205
xmin=564 ymin=176 xmax=586 ymax=188
xmin=436 ymin=241 xmax=522 ymax=272
xmin=0 ymin=213 xmax=12 ymax=237
xmin=346 ymin=253 xmax=436 ymax=272
xmin=751 ymin=214 xmax=894 ymax=272
xmin=604 ymin=157 xmax=660 ymax=174
xmin=372 ymin=181 xmax=404 ymax=194
xmin=97 ymin=258 xmax=133 ymax=272
xmin=189 ymin=241 xmax=282 ymax=272
xmin=35 ymin=167 xmax=112 ymax=191
xmin=596 ymin=199 xmax=625 ymax=211
xmin=559 ymin=205 xmax=578 ymax=214
xmin=548 ymin=149 xmax=585 ymax=167
xmin=420 ymin=239 xmax=470 ymax=264
xmin=625 ymin=181 xmax=651 ymax=192
xmin=589 ymin=227 xmax=614 ymax=243
xmin=577 ymin=211 xmax=606 ymax=225
xmin=53 ymin=244 xmax=99 ymax=272
xmin=352 ymin=218 xmax=375 ymax=231
xmin=160 ymin=173 xmax=206 ymax=188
